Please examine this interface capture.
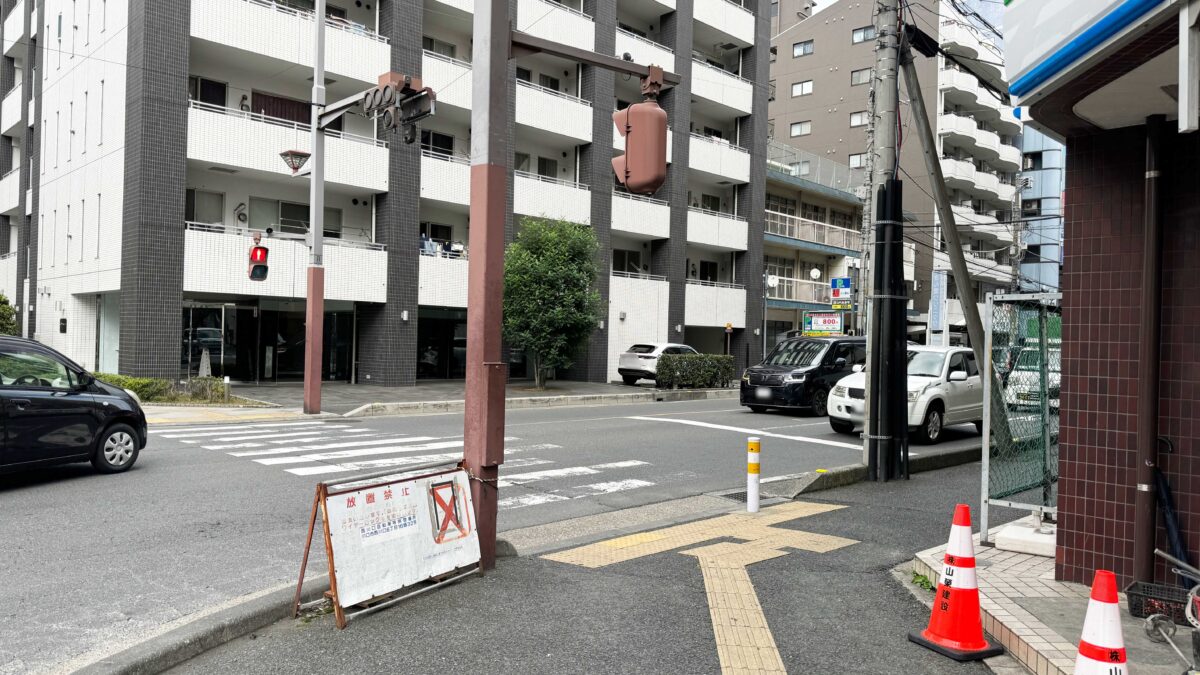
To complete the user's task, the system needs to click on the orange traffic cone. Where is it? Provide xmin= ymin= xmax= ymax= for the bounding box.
xmin=1075 ymin=570 xmax=1128 ymax=674
xmin=909 ymin=504 xmax=1004 ymax=661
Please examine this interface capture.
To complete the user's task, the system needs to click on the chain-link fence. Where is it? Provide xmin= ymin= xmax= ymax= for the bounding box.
xmin=980 ymin=292 xmax=1062 ymax=541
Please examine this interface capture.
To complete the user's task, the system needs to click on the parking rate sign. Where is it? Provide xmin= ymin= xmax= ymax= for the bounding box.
xmin=831 ymin=277 xmax=853 ymax=310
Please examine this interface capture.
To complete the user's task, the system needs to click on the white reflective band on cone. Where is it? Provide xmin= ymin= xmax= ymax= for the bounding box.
xmin=946 ymin=523 xmax=974 ymax=558
xmin=1079 ymin=597 xmax=1124 ymax=650
xmin=940 ymin=563 xmax=978 ymax=590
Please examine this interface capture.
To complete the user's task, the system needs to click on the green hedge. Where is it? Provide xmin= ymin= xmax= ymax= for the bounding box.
xmin=94 ymin=373 xmax=174 ymax=401
xmin=655 ymin=354 xmax=736 ymax=389
xmin=94 ymin=374 xmax=229 ymax=403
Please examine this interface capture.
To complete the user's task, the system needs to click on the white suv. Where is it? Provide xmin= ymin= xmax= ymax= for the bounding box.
xmin=618 ymin=343 xmax=698 ymax=385
xmin=826 ymin=346 xmax=984 ymax=444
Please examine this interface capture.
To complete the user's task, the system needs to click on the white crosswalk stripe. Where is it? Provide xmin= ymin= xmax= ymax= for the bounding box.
xmin=154 ymin=421 xmax=331 ymax=438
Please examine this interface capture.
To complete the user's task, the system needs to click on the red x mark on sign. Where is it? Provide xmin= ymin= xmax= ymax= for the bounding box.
xmin=431 ymin=481 xmax=469 ymax=543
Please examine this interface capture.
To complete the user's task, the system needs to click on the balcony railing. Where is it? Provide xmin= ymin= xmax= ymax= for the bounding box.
xmin=767 ymin=276 xmax=832 ymax=304
xmin=421 ymin=148 xmax=470 ymax=165
xmin=690 ymin=132 xmax=749 ymax=154
xmin=686 ymin=278 xmax=744 ymax=290
xmin=612 ymin=270 xmax=667 ymax=282
xmin=764 ymin=210 xmax=861 ymax=251
xmin=184 ymin=221 xmax=387 ymax=251
xmin=691 ymin=58 xmax=752 ymax=84
xmin=614 ymin=190 xmax=668 ymax=206
xmin=687 ymin=206 xmax=746 ymax=222
xmin=239 ymin=0 xmax=388 ymax=43
xmin=189 ymin=100 xmax=386 ymax=148
xmin=515 ymin=78 xmax=592 ymax=107
xmin=615 ymin=28 xmax=671 ymax=54
xmin=514 ymin=169 xmax=588 ymax=191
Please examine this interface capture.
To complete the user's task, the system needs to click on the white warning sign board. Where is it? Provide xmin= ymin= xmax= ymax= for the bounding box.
xmin=322 ymin=468 xmax=480 ymax=608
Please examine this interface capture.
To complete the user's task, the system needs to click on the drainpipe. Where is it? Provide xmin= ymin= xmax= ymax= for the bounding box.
xmin=1133 ymin=114 xmax=1165 ymax=583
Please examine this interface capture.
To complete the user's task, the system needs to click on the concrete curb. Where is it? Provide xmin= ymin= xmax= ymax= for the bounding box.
xmin=73 ymin=577 xmax=330 ymax=675
xmin=749 ymin=443 xmax=983 ymax=499
xmin=343 ymin=387 xmax=739 ymax=418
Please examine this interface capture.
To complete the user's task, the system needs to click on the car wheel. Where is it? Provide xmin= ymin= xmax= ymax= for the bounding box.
xmin=914 ymin=405 xmax=944 ymax=445
xmin=830 ymin=419 xmax=854 ymax=435
xmin=748 ymin=405 xmax=768 ymax=413
xmin=622 ymin=375 xmax=639 ymax=386
xmin=92 ymin=423 xmax=140 ymax=474
xmin=810 ymin=389 xmax=829 ymax=417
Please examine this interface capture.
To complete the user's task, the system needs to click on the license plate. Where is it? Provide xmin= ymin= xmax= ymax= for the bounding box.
xmin=755 ymin=386 xmax=772 ymax=400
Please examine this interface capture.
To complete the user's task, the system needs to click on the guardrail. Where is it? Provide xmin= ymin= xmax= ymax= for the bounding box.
xmin=686 ymin=278 xmax=745 ymax=290
xmin=184 ymin=221 xmax=387 ymax=251
xmin=612 ymin=270 xmax=667 ymax=282
xmin=764 ymin=209 xmax=861 ymax=250
xmin=514 ymin=169 xmax=589 ymax=191
xmin=0 ymin=251 xmax=15 ymax=260
xmin=240 ymin=0 xmax=389 ymax=43
xmin=188 ymin=100 xmax=387 ymax=148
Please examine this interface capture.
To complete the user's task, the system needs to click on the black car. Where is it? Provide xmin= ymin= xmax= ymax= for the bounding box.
xmin=0 ymin=336 xmax=147 ymax=474
xmin=740 ymin=336 xmax=867 ymax=415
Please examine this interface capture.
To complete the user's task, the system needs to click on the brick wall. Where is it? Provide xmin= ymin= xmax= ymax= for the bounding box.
xmin=1056 ymin=124 xmax=1200 ymax=585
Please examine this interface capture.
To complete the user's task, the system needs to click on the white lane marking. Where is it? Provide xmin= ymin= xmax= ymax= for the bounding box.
xmin=580 ymin=478 xmax=655 ymax=494
xmin=625 ymin=416 xmax=861 ymax=450
xmin=759 ymin=421 xmax=834 ymax=430
xmin=202 ymin=428 xmax=375 ymax=450
xmin=154 ymin=421 xmax=330 ymax=437
xmin=203 ymin=426 xmax=355 ymax=443
xmin=501 ymin=408 xmax=749 ymax=429
xmin=498 ymin=493 xmax=570 ymax=509
xmin=284 ymin=448 xmax=527 ymax=477
xmin=496 ymin=459 xmax=648 ymax=487
xmin=204 ymin=442 xmax=265 ymax=451
xmin=498 ymin=478 xmax=656 ymax=509
xmin=229 ymin=436 xmax=433 ymax=458
xmin=265 ymin=430 xmax=376 ymax=444
xmin=591 ymin=460 xmax=649 ymax=470
xmin=255 ymin=439 xmax=471 ymax=465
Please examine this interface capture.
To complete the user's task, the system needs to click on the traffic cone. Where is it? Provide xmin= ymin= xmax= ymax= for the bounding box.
xmin=909 ymin=504 xmax=1004 ymax=661
xmin=1075 ymin=570 xmax=1128 ymax=674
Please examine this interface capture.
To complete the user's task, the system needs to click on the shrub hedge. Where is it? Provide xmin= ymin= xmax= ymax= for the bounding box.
xmin=93 ymin=374 xmax=229 ymax=403
xmin=94 ymin=373 xmax=174 ymax=401
xmin=655 ymin=353 xmax=736 ymax=389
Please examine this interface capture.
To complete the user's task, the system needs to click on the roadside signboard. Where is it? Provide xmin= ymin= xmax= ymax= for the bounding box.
xmin=930 ymin=270 xmax=948 ymax=346
xmin=831 ymin=277 xmax=853 ymax=310
xmin=294 ymin=465 xmax=481 ymax=628
xmin=803 ymin=311 xmax=844 ymax=336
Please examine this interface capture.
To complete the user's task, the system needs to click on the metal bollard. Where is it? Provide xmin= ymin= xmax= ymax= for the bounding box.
xmin=747 ymin=437 xmax=761 ymax=513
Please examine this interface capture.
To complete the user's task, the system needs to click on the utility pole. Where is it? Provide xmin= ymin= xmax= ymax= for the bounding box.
xmin=857 ymin=69 xmax=876 ymax=337
xmin=1009 ymin=177 xmax=1031 ymax=291
xmin=303 ymin=0 xmax=328 ymax=416
xmin=863 ymin=0 xmax=907 ymax=481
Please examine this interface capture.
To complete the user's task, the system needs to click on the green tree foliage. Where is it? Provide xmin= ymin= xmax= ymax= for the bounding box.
xmin=0 ymin=294 xmax=17 ymax=336
xmin=503 ymin=217 xmax=602 ymax=389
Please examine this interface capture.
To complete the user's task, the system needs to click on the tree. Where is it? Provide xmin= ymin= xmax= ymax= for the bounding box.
xmin=0 ymin=294 xmax=17 ymax=336
xmin=503 ymin=217 xmax=602 ymax=389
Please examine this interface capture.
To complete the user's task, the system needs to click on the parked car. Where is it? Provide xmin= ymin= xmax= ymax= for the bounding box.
xmin=826 ymin=345 xmax=983 ymax=444
xmin=1004 ymin=347 xmax=1061 ymax=412
xmin=0 ymin=336 xmax=148 ymax=474
xmin=740 ymin=336 xmax=866 ymax=415
xmin=618 ymin=343 xmax=698 ymax=385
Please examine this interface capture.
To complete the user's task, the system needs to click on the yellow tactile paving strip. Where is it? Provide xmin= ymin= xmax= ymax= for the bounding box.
xmin=544 ymin=501 xmax=860 ymax=674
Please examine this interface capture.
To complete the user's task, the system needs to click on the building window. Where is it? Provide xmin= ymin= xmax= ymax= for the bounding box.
xmin=789 ymin=120 xmax=811 ymax=137
xmin=848 ymin=152 xmax=867 ymax=169
xmin=537 ymin=156 xmax=558 ymax=179
xmin=1021 ymin=198 xmax=1041 ymax=216
xmin=421 ymin=36 xmax=456 ymax=59
xmin=420 ymin=129 xmax=454 ymax=156
xmin=700 ymin=193 xmax=722 ymax=212
xmin=791 ymin=80 xmax=812 ymax=97
xmin=698 ymin=260 xmax=719 ymax=282
xmin=767 ymin=119 xmax=775 ymax=138
xmin=771 ymin=0 xmax=779 ymax=17
xmin=539 ymin=74 xmax=561 ymax=92
xmin=801 ymin=201 xmax=827 ymax=223
xmin=612 ymin=249 xmax=644 ymax=275
xmin=1022 ymin=152 xmax=1043 ymax=170
xmin=765 ymin=255 xmax=796 ymax=280
xmin=793 ymin=161 xmax=811 ymax=176
xmin=850 ymin=68 xmax=871 ymax=86
xmin=852 ymin=25 xmax=876 ymax=44
xmin=185 ymin=189 xmax=224 ymax=225
xmin=516 ymin=67 xmax=532 ymax=82
xmin=250 ymin=198 xmax=343 ymax=238
xmin=767 ymin=193 xmax=797 ymax=216
xmin=849 ymin=111 xmax=868 ymax=127
xmin=792 ymin=40 xmax=813 ymax=57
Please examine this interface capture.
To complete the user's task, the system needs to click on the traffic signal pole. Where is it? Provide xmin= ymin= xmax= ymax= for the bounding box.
xmin=303 ymin=0 xmax=328 ymax=416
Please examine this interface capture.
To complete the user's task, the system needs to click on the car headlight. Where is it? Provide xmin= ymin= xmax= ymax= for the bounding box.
xmin=784 ymin=371 xmax=806 ymax=383
xmin=833 ymin=385 xmax=846 ymax=397
xmin=124 ymin=388 xmax=142 ymax=404
xmin=741 ymin=372 xmax=751 ymax=382
xmin=907 ymin=390 xmax=921 ymax=402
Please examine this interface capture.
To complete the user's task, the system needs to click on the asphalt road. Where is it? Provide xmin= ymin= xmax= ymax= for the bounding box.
xmin=0 ymin=398 xmax=983 ymax=673
xmin=170 ymin=462 xmax=1019 ymax=675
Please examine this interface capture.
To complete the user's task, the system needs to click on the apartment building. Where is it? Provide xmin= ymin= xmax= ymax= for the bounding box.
xmin=1017 ymin=126 xmax=1064 ymax=292
xmin=0 ymin=0 xmax=770 ymax=385
xmin=769 ymin=0 xmax=1023 ymax=342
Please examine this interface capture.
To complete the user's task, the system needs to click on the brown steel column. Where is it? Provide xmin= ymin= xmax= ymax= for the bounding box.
xmin=463 ymin=0 xmax=510 ymax=571
xmin=1133 ymin=114 xmax=1165 ymax=583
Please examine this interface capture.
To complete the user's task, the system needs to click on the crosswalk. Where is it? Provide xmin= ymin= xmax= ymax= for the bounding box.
xmin=151 ymin=420 xmax=658 ymax=510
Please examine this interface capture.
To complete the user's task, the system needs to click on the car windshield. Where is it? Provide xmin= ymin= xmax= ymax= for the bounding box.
xmin=627 ymin=344 xmax=657 ymax=354
xmin=1015 ymin=349 xmax=1061 ymax=372
xmin=908 ymin=351 xmax=946 ymax=377
xmin=762 ymin=340 xmax=827 ymax=367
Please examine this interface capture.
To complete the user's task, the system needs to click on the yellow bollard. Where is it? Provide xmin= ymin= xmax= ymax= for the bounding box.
xmin=747 ymin=437 xmax=761 ymax=513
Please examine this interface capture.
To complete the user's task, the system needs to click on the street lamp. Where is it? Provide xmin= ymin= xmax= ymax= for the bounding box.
xmin=762 ymin=273 xmax=779 ymax=354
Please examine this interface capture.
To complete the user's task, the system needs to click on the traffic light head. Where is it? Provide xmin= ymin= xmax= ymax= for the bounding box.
xmin=248 ymin=245 xmax=269 ymax=281
xmin=612 ymin=100 xmax=668 ymax=195
xmin=362 ymin=73 xmax=437 ymax=142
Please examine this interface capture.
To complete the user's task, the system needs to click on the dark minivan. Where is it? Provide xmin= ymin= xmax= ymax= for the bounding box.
xmin=740 ymin=336 xmax=867 ymax=415
xmin=0 ymin=336 xmax=147 ymax=474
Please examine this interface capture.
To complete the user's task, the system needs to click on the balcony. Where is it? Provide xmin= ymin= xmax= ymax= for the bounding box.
xmin=764 ymin=210 xmax=861 ymax=252
xmin=938 ymin=113 xmax=977 ymax=151
xmin=687 ymin=208 xmax=747 ymax=251
xmin=693 ymin=0 xmax=755 ymax=47
xmin=688 ymin=133 xmax=750 ymax=184
xmin=614 ymin=123 xmax=673 ymax=163
xmin=187 ymin=101 xmax=389 ymax=193
xmin=422 ymin=51 xmax=472 ymax=111
xmin=691 ymin=60 xmax=753 ymax=115
xmin=420 ymin=150 xmax=470 ymax=207
xmin=614 ymin=29 xmax=673 ymax=71
xmin=995 ymin=143 xmax=1022 ymax=171
xmin=974 ymin=126 xmax=1001 ymax=159
xmin=516 ymin=0 xmax=595 ymax=51
xmin=0 ymin=169 xmax=18 ymax=215
xmin=612 ymin=192 xmax=670 ymax=239
xmin=514 ymin=171 xmax=590 ymax=224
xmin=685 ymin=280 xmax=746 ymax=328
xmin=935 ymin=250 xmax=1012 ymax=285
xmin=767 ymin=276 xmax=831 ymax=306
xmin=995 ymin=180 xmax=1016 ymax=203
xmin=951 ymin=204 xmax=1011 ymax=243
xmin=946 ymin=299 xmax=987 ymax=327
xmin=515 ymin=80 xmax=592 ymax=143
xmin=3 ymin=0 xmax=23 ymax=56
xmin=940 ymin=157 xmax=976 ymax=190
xmin=1 ymin=83 xmax=22 ymax=136
xmin=419 ymin=252 xmax=469 ymax=308
xmin=183 ymin=222 xmax=387 ymax=303
xmin=0 ymin=251 xmax=15 ymax=302
xmin=974 ymin=170 xmax=1001 ymax=199
xmin=996 ymin=106 xmax=1022 ymax=134
xmin=190 ymin=0 xmax=389 ymax=84
xmin=939 ymin=68 xmax=979 ymax=107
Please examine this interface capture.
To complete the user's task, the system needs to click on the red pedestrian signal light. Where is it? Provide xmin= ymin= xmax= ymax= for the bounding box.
xmin=248 ymin=245 xmax=269 ymax=281
xmin=612 ymin=100 xmax=668 ymax=195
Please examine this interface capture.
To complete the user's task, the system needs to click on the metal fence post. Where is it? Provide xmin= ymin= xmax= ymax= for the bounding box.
xmin=980 ymin=293 xmax=994 ymax=545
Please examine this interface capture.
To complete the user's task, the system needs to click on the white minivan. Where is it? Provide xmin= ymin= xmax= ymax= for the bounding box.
xmin=617 ymin=343 xmax=698 ymax=385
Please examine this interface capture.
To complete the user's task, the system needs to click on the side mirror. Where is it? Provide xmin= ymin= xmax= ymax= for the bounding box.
xmin=852 ymin=364 xmax=864 ymax=373
xmin=77 ymin=372 xmax=95 ymax=389
xmin=833 ymin=357 xmax=847 ymax=369
xmin=948 ymin=371 xmax=968 ymax=382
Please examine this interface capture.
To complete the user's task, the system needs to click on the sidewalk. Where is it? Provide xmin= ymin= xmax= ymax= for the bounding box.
xmin=912 ymin=535 xmax=1186 ymax=674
